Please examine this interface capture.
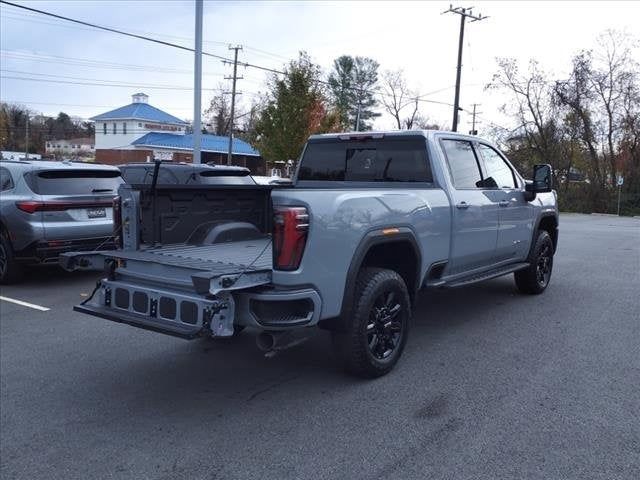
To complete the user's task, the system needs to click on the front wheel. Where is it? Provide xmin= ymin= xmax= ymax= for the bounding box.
xmin=333 ymin=268 xmax=411 ymax=378
xmin=514 ymin=230 xmax=554 ymax=294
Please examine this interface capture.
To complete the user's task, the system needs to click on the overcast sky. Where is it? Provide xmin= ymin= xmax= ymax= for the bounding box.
xmin=1 ymin=0 xmax=639 ymax=135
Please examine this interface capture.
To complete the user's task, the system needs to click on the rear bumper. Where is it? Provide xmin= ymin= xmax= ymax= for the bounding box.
xmin=18 ymin=237 xmax=116 ymax=264
xmin=236 ymin=287 xmax=322 ymax=329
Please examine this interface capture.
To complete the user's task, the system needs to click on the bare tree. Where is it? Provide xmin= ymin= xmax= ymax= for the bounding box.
xmin=380 ymin=69 xmax=421 ymax=130
xmin=488 ymin=58 xmax=566 ymax=183
xmin=204 ymin=84 xmax=231 ymax=135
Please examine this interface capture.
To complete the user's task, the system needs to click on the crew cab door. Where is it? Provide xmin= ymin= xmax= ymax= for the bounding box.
xmin=440 ymin=139 xmax=499 ymax=274
xmin=476 ymin=143 xmax=533 ymax=262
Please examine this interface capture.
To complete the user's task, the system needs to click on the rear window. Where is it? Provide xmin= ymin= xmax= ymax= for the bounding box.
xmin=120 ymin=166 xmax=182 ymax=185
xmin=198 ymin=170 xmax=255 ymax=185
xmin=298 ymin=137 xmax=432 ymax=183
xmin=25 ymin=169 xmax=123 ymax=195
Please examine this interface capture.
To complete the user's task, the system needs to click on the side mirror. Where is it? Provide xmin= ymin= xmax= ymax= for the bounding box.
xmin=525 ymin=164 xmax=553 ymax=200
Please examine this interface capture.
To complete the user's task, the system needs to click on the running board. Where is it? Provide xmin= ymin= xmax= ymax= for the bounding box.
xmin=435 ymin=262 xmax=530 ymax=288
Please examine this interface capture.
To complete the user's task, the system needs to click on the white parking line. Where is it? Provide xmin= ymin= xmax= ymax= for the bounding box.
xmin=0 ymin=296 xmax=50 ymax=312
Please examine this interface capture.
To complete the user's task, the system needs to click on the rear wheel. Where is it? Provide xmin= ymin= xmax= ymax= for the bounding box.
xmin=333 ymin=268 xmax=411 ymax=378
xmin=514 ymin=230 xmax=554 ymax=294
xmin=0 ymin=232 xmax=23 ymax=284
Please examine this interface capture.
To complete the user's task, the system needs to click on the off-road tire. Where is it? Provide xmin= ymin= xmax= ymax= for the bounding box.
xmin=514 ymin=230 xmax=554 ymax=295
xmin=0 ymin=231 xmax=23 ymax=285
xmin=333 ymin=268 xmax=411 ymax=378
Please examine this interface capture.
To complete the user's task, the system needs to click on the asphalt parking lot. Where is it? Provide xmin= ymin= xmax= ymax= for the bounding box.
xmin=1 ymin=213 xmax=639 ymax=480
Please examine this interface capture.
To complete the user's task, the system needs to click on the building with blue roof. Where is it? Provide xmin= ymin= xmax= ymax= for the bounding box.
xmin=91 ymin=93 xmax=263 ymax=173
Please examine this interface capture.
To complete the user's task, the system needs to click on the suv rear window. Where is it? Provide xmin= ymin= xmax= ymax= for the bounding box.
xmin=298 ymin=137 xmax=432 ymax=182
xmin=25 ymin=169 xmax=122 ymax=195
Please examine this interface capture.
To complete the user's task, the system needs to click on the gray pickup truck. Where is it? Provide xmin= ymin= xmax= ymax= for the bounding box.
xmin=64 ymin=131 xmax=558 ymax=377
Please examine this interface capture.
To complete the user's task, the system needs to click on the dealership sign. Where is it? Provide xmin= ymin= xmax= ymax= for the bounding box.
xmin=144 ymin=123 xmax=180 ymax=131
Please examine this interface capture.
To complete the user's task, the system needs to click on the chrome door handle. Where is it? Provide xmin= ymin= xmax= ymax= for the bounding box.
xmin=456 ymin=202 xmax=470 ymax=209
xmin=498 ymin=200 xmax=510 ymax=207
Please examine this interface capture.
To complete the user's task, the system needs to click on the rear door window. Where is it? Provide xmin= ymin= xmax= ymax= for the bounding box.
xmin=441 ymin=139 xmax=483 ymax=189
xmin=298 ymin=137 xmax=432 ymax=183
xmin=26 ymin=169 xmax=123 ymax=195
xmin=0 ymin=167 xmax=14 ymax=191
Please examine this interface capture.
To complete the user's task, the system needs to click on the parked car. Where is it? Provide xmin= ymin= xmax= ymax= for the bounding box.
xmin=0 ymin=159 xmax=123 ymax=283
xmin=118 ymin=162 xmax=256 ymax=185
xmin=63 ymin=131 xmax=558 ymax=377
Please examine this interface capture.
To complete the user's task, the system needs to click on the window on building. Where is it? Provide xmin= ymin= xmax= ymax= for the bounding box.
xmin=103 ymin=123 xmax=107 ymax=135
xmin=123 ymin=122 xmax=127 ymax=134
xmin=441 ymin=139 xmax=483 ymax=189
xmin=138 ymin=123 xmax=142 ymax=127
xmin=113 ymin=123 xmax=117 ymax=134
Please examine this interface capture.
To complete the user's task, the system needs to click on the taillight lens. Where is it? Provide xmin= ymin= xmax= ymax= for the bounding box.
xmin=113 ymin=196 xmax=123 ymax=248
xmin=273 ymin=206 xmax=309 ymax=271
xmin=16 ymin=200 xmax=112 ymax=213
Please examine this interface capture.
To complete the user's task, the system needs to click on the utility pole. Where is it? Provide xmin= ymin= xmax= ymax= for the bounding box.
xmin=470 ymin=103 xmax=481 ymax=135
xmin=225 ymin=45 xmax=243 ymax=165
xmin=443 ymin=5 xmax=487 ymax=132
xmin=192 ymin=0 xmax=203 ymax=164
xmin=354 ymin=88 xmax=363 ymax=131
xmin=24 ymin=113 xmax=29 ymax=160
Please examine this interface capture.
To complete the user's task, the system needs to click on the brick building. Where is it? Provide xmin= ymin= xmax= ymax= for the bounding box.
xmin=90 ymin=93 xmax=263 ymax=173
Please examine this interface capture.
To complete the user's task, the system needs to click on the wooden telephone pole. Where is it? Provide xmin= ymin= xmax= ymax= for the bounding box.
xmin=443 ymin=5 xmax=487 ymax=132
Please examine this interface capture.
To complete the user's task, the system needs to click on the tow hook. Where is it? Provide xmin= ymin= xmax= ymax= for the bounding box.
xmin=256 ymin=330 xmax=309 ymax=358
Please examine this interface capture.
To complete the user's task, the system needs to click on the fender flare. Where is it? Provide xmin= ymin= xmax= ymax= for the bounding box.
xmin=320 ymin=227 xmax=421 ymax=331
xmin=530 ymin=212 xmax=559 ymax=256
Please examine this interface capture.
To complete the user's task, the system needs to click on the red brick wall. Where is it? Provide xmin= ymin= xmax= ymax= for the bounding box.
xmin=95 ymin=149 xmax=153 ymax=165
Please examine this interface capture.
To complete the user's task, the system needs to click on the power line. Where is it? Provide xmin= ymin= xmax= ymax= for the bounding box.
xmin=0 ymin=50 xmax=225 ymax=76
xmin=0 ymin=74 xmax=223 ymax=91
xmin=0 ymin=0 xmax=457 ymax=112
xmin=1 ymin=8 xmax=289 ymax=63
xmin=0 ymin=0 xmax=285 ymax=77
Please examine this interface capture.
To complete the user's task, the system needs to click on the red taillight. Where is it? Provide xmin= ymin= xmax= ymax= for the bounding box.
xmin=16 ymin=200 xmax=112 ymax=214
xmin=15 ymin=201 xmax=42 ymax=214
xmin=113 ymin=196 xmax=123 ymax=248
xmin=273 ymin=206 xmax=309 ymax=271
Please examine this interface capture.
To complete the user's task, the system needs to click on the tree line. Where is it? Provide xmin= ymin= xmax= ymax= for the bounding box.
xmin=0 ymin=104 xmax=95 ymax=155
xmin=487 ymin=31 xmax=639 ymax=215
xmin=204 ymin=52 xmax=441 ymax=164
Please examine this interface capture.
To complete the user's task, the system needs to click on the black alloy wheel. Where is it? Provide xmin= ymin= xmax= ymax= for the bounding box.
xmin=366 ymin=290 xmax=403 ymax=361
xmin=515 ymin=230 xmax=554 ymax=295
xmin=333 ymin=268 xmax=411 ymax=378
